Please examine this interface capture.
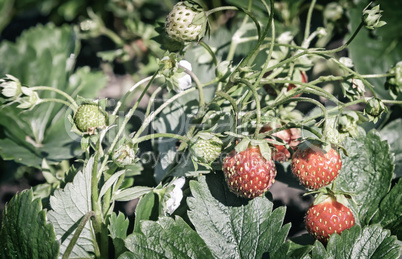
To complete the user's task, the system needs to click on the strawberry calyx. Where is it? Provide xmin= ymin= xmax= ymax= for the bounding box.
xmin=234 ymin=137 xmax=272 ymax=162
xmin=295 ymin=138 xmax=333 ymax=154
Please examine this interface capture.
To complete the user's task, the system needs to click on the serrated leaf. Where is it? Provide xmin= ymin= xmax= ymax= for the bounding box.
xmin=47 ymin=157 xmax=95 ymax=258
xmin=312 ymin=224 xmax=401 ymax=259
xmin=122 ymin=216 xmax=213 ymax=258
xmin=0 ymin=23 xmax=107 ymax=168
xmin=371 ymin=178 xmax=402 ymax=239
xmin=334 ymin=130 xmax=394 ymax=224
xmin=109 ymin=212 xmax=129 ymax=240
xmin=109 ymin=212 xmax=130 ymax=258
xmin=380 ymin=118 xmax=402 ymax=177
xmin=187 ymin=173 xmax=290 ymax=259
xmin=0 ymin=189 xmax=59 ymax=258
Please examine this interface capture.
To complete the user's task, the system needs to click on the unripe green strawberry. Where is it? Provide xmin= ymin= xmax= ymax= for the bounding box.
xmin=223 ymin=146 xmax=277 ymax=199
xmin=190 ymin=133 xmax=223 ymax=165
xmin=165 ymin=1 xmax=207 ymax=42
xmin=74 ymin=103 xmax=107 ymax=134
xmin=305 ymin=197 xmax=355 ymax=243
xmin=291 ymin=141 xmax=342 ymax=190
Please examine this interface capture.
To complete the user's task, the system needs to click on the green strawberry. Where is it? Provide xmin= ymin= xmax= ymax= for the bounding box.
xmin=165 ymin=1 xmax=207 ymax=43
xmin=190 ymin=133 xmax=223 ymax=165
xmin=74 ymin=103 xmax=107 ymax=134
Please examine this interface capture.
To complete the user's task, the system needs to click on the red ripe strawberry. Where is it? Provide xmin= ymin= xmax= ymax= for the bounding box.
xmin=291 ymin=142 xmax=342 ymax=190
xmin=261 ymin=125 xmax=300 ymax=162
xmin=223 ymin=146 xmax=277 ymax=199
xmin=305 ymin=197 xmax=355 ymax=243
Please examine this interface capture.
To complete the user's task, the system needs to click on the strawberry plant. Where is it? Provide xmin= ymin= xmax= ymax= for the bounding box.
xmin=1 ymin=0 xmax=402 ymax=258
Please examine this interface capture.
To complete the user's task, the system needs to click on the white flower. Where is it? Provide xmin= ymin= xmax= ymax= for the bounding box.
xmin=339 ymin=57 xmax=354 ymax=68
xmin=278 ymin=31 xmax=293 ymax=44
xmin=164 ymin=177 xmax=186 ymax=215
xmin=0 ymin=74 xmax=21 ymax=98
xmin=177 ymin=60 xmax=192 ymax=91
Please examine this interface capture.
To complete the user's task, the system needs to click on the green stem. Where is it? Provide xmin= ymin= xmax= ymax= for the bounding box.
xmin=145 ymin=87 xmax=162 ymax=117
xmin=260 ymin=78 xmax=342 ymax=106
xmin=132 ymin=87 xmax=197 ymax=143
xmin=91 ymin=147 xmax=107 ymax=259
xmin=315 ymin=22 xmax=364 ymax=55
xmin=252 ymin=6 xmax=275 ymax=87
xmin=205 ymin=6 xmax=238 ymax=16
xmin=237 ymin=79 xmax=261 ymax=137
xmin=99 ymin=70 xmax=160 ymax=175
xmin=62 ymin=211 xmax=98 ymax=259
xmin=304 ymin=98 xmax=366 ymax=124
xmin=225 ymin=2 xmax=251 ymax=62
xmin=277 ymin=97 xmax=329 ymax=140
xmin=112 ymin=75 xmax=163 ymax=116
xmin=101 ymin=27 xmax=124 ymax=46
xmin=199 ymin=41 xmax=218 ymax=66
xmin=38 ymin=99 xmax=76 ymax=109
xmin=239 ymin=0 xmax=274 ymax=69
xmin=330 ymin=57 xmax=377 ymax=98
xmin=31 ymin=86 xmax=78 ymax=109
xmin=304 ymin=0 xmax=317 ymax=41
xmin=179 ymin=65 xmax=205 ymax=108
xmin=382 ymin=99 xmax=402 ymax=105
xmin=134 ymin=133 xmax=189 ymax=144
xmin=265 ymin=22 xmax=364 ymax=77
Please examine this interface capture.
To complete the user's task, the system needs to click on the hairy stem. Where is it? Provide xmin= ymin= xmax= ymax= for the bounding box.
xmin=62 ymin=211 xmax=97 ymax=259
xmin=31 ymin=86 xmax=78 ymax=109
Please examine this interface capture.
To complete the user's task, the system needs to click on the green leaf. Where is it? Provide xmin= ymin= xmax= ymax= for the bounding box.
xmin=380 ymin=118 xmax=402 ymax=177
xmin=123 ymin=216 xmax=213 ymax=258
xmin=133 ymin=191 xmax=158 ymax=234
xmin=312 ymin=224 xmax=401 ymax=259
xmin=109 ymin=212 xmax=130 ymax=258
xmin=0 ymin=23 xmax=107 ymax=168
xmin=335 ymin=130 xmax=394 ymax=224
xmin=109 ymin=212 xmax=129 ymax=240
xmin=114 ymin=186 xmax=153 ymax=202
xmin=47 ymin=157 xmax=95 ymax=258
xmin=187 ymin=173 xmax=290 ymax=258
xmin=371 ymin=178 xmax=402 ymax=239
xmin=0 ymin=189 xmax=59 ymax=258
xmin=272 ymin=240 xmax=312 ymax=259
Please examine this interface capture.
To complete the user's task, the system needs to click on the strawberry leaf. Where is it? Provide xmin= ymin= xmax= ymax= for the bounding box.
xmin=0 ymin=189 xmax=59 ymax=258
xmin=187 ymin=173 xmax=290 ymax=258
xmin=108 ymin=212 xmax=130 ymax=258
xmin=47 ymin=157 xmax=95 ymax=258
xmin=380 ymin=118 xmax=402 ymax=177
xmin=334 ymin=129 xmax=394 ymax=225
xmin=0 ymin=24 xmax=107 ymax=168
xmin=272 ymin=240 xmax=313 ymax=258
xmin=122 ymin=216 xmax=213 ymax=258
xmin=312 ymin=224 xmax=401 ymax=258
xmin=371 ymin=178 xmax=402 ymax=239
